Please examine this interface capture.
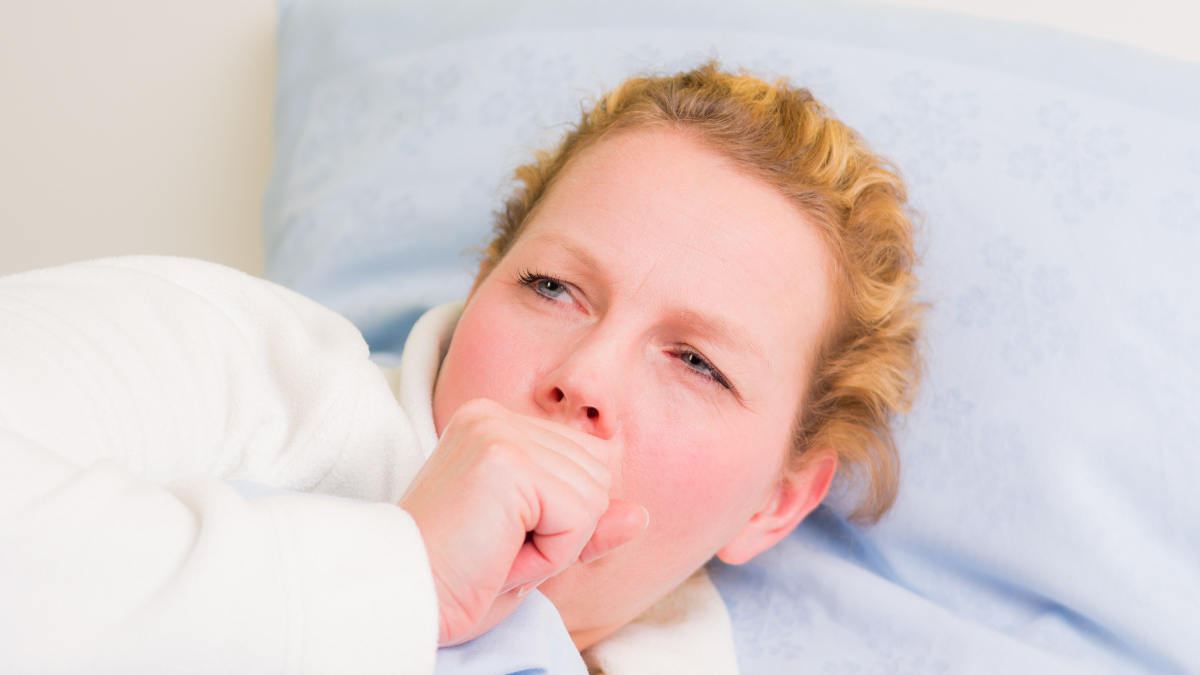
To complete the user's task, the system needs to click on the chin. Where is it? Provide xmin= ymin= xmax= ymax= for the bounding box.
xmin=538 ymin=547 xmax=705 ymax=647
xmin=539 ymin=559 xmax=642 ymax=640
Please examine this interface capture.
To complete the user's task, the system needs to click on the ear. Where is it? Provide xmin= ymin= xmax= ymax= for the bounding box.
xmin=716 ymin=452 xmax=837 ymax=565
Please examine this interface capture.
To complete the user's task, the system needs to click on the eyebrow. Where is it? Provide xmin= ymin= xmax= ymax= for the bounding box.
xmin=536 ymin=232 xmax=607 ymax=279
xmin=670 ymin=308 xmax=774 ymax=376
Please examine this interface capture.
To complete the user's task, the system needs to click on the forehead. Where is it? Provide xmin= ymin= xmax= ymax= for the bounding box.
xmin=524 ymin=127 xmax=831 ymax=283
xmin=514 ymin=126 xmax=835 ymax=381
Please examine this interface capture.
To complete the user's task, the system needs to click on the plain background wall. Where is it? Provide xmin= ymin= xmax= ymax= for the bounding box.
xmin=1 ymin=0 xmax=1197 ymax=279
xmin=0 ymin=0 xmax=276 ymax=278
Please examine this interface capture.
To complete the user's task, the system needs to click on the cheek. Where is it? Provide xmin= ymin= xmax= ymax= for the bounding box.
xmin=618 ymin=406 xmax=784 ymax=557
xmin=433 ymin=300 xmax=549 ymax=432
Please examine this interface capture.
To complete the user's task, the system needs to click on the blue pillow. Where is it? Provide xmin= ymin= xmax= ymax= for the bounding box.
xmin=265 ymin=2 xmax=1200 ymax=672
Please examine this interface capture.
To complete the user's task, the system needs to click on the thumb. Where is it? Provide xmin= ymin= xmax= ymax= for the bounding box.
xmin=579 ymin=500 xmax=648 ymax=564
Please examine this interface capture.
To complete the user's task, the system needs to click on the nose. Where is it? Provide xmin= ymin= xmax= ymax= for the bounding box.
xmin=534 ymin=337 xmax=620 ymax=440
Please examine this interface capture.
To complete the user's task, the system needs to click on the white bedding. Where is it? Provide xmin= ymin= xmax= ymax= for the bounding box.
xmin=0 ymin=257 xmax=438 ymax=672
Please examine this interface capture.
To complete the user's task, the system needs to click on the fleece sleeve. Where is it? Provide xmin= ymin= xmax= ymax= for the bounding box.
xmin=0 ymin=257 xmax=437 ymax=674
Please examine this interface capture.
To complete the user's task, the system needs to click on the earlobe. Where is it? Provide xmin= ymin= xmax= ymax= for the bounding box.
xmin=716 ymin=453 xmax=837 ymax=565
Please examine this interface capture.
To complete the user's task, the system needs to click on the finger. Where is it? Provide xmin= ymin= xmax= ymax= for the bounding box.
xmin=505 ymin=531 xmax=589 ymax=589
xmin=504 ymin=539 xmax=559 ymax=589
xmin=513 ymin=420 xmax=611 ymax=490
xmin=464 ymin=403 xmax=613 ymax=490
xmin=517 ymin=440 xmax=612 ymax=512
xmin=503 ymin=472 xmax=604 ymax=587
xmin=452 ymin=397 xmax=603 ymax=466
xmin=440 ymin=405 xmax=611 ymax=508
xmin=505 ymin=499 xmax=647 ymax=588
xmin=579 ymin=499 xmax=649 ymax=564
xmin=518 ymin=413 xmax=613 ymax=466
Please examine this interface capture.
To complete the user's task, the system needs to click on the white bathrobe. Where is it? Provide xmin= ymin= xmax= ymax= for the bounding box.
xmin=0 ymin=257 xmax=739 ymax=675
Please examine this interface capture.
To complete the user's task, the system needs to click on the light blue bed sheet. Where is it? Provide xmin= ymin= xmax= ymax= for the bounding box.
xmin=264 ymin=1 xmax=1200 ymax=672
xmin=434 ymin=590 xmax=586 ymax=675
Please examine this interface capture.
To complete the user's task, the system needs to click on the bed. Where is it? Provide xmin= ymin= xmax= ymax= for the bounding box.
xmin=264 ymin=1 xmax=1200 ymax=672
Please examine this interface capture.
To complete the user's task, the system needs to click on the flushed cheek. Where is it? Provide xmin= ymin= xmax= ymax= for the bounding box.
xmin=437 ymin=303 xmax=551 ymax=422
xmin=620 ymin=429 xmax=767 ymax=563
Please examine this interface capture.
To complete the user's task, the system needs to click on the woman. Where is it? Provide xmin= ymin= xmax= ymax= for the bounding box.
xmin=0 ymin=63 xmax=920 ymax=673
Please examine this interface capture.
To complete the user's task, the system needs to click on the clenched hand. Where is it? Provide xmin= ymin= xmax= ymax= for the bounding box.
xmin=399 ymin=399 xmax=648 ymax=646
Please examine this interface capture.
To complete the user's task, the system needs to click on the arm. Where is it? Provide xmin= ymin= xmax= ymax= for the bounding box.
xmin=0 ymin=257 xmax=435 ymax=672
xmin=0 ymin=429 xmax=436 ymax=673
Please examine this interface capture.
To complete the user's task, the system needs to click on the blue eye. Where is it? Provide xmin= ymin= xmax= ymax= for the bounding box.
xmin=679 ymin=351 xmax=733 ymax=390
xmin=681 ymin=352 xmax=714 ymax=376
xmin=517 ymin=270 xmax=574 ymax=304
xmin=536 ymin=278 xmax=568 ymax=299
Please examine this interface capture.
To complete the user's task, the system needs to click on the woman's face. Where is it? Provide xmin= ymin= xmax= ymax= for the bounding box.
xmin=432 ymin=127 xmax=835 ymax=645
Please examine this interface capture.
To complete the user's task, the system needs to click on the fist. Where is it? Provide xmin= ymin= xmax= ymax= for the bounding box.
xmin=399 ymin=399 xmax=648 ymax=645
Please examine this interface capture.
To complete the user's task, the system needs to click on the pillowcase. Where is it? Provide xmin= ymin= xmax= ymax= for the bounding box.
xmin=265 ymin=1 xmax=1200 ymax=672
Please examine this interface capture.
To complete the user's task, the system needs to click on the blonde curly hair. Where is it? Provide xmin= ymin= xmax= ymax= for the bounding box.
xmin=477 ymin=62 xmax=922 ymax=524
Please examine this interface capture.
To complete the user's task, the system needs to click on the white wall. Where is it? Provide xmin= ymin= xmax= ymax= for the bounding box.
xmin=0 ymin=0 xmax=1195 ymax=280
xmin=871 ymin=0 xmax=1199 ymax=65
xmin=0 ymin=0 xmax=276 ymax=278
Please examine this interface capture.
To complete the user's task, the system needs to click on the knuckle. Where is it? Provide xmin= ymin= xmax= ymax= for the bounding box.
xmin=478 ymin=435 xmax=508 ymax=457
xmin=470 ymin=397 xmax=505 ymax=415
xmin=583 ymin=488 xmax=610 ymax=518
xmin=480 ymin=437 xmax=525 ymax=468
xmin=591 ymin=463 xmax=612 ymax=487
xmin=454 ymin=398 xmax=502 ymax=423
xmin=468 ymin=416 xmax=505 ymax=440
